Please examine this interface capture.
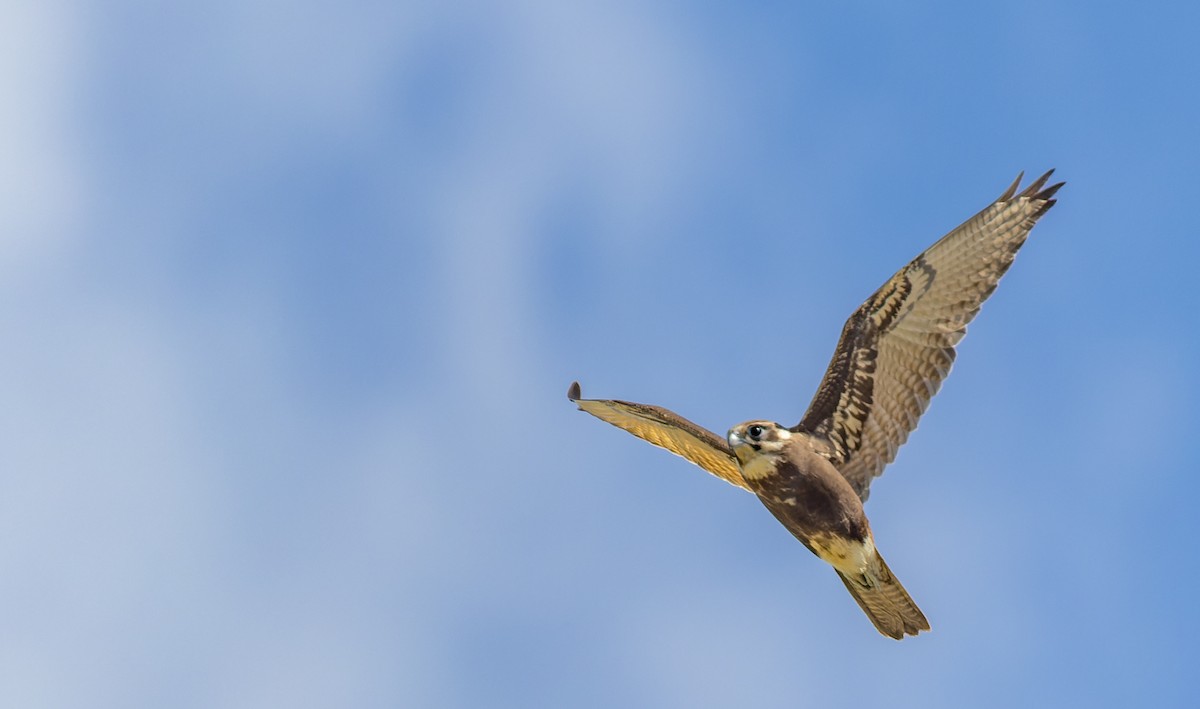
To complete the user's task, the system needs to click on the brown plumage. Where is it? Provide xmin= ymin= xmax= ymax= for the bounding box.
xmin=729 ymin=420 xmax=928 ymax=639
xmin=835 ymin=552 xmax=928 ymax=640
xmin=568 ymin=171 xmax=1063 ymax=638
xmin=798 ymin=170 xmax=1062 ymax=499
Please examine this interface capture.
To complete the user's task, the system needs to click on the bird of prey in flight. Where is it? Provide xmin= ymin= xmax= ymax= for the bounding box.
xmin=568 ymin=170 xmax=1063 ymax=639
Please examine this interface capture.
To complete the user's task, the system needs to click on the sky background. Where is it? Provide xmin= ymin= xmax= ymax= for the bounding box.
xmin=3 ymin=1 xmax=1198 ymax=707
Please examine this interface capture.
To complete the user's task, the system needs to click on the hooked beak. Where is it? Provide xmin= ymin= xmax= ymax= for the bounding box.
xmin=727 ymin=427 xmax=756 ymax=465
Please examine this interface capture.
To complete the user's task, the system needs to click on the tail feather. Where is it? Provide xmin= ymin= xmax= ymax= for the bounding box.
xmin=836 ymin=550 xmax=929 ymax=640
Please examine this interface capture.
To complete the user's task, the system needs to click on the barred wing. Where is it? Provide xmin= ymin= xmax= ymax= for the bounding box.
xmin=567 ymin=382 xmax=749 ymax=490
xmin=796 ymin=170 xmax=1063 ymax=500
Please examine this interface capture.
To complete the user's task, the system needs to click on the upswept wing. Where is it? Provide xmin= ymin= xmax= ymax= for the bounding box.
xmin=795 ymin=170 xmax=1063 ymax=500
xmin=567 ymin=382 xmax=749 ymax=490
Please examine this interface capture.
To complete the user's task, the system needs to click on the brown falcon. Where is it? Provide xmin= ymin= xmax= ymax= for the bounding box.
xmin=568 ymin=170 xmax=1062 ymax=639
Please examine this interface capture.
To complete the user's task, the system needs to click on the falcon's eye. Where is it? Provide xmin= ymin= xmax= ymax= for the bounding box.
xmin=747 ymin=424 xmax=765 ymax=440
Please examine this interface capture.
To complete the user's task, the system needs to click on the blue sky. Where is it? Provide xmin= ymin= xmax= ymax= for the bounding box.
xmin=3 ymin=1 xmax=1198 ymax=707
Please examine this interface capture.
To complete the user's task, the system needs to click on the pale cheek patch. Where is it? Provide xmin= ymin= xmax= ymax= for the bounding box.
xmin=740 ymin=454 xmax=778 ymax=481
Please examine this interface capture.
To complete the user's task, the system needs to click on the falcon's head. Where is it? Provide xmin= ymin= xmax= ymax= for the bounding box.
xmin=727 ymin=420 xmax=791 ymax=469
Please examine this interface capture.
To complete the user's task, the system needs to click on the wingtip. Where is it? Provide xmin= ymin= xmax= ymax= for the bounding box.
xmin=1026 ymin=170 xmax=1064 ymax=218
xmin=998 ymin=171 xmax=1025 ymax=201
xmin=1018 ymin=168 xmax=1054 ymax=199
xmin=1001 ymin=168 xmax=1064 ymax=207
xmin=567 ymin=380 xmax=582 ymax=401
xmin=1037 ymin=178 xmax=1066 ymax=202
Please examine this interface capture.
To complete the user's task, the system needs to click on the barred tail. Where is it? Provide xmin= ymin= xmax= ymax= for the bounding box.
xmin=836 ymin=550 xmax=929 ymax=640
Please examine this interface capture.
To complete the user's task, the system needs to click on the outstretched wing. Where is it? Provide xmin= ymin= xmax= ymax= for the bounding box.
xmin=796 ymin=170 xmax=1064 ymax=500
xmin=567 ymin=382 xmax=749 ymax=490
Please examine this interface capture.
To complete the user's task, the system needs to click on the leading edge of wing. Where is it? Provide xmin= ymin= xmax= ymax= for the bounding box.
xmin=567 ymin=381 xmax=750 ymax=491
xmin=793 ymin=169 xmax=1064 ymax=500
